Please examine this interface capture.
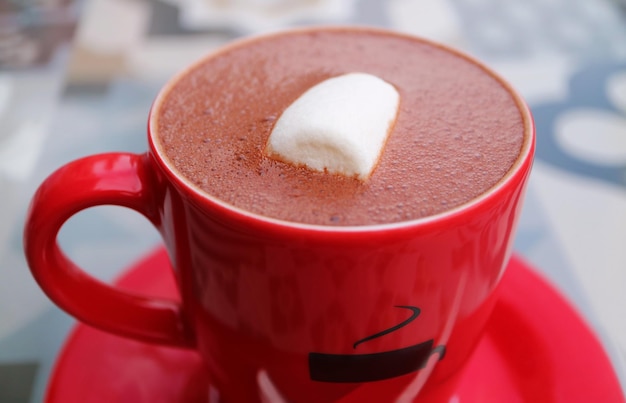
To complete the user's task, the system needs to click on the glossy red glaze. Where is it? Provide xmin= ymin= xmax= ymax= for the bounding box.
xmin=24 ymin=153 xmax=194 ymax=348
xmin=25 ymin=136 xmax=534 ymax=402
xmin=25 ymin=133 xmax=535 ymax=402
xmin=24 ymin=36 xmax=536 ymax=402
xmin=46 ymin=249 xmax=625 ymax=403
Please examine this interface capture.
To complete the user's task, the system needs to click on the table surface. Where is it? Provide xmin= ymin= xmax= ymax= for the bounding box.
xmin=1 ymin=0 xmax=626 ymax=402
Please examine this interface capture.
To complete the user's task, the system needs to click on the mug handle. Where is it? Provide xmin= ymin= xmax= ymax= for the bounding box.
xmin=23 ymin=152 xmax=195 ymax=348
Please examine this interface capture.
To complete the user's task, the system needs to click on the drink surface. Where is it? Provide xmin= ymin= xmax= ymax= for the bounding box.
xmin=154 ymin=28 xmax=525 ymax=226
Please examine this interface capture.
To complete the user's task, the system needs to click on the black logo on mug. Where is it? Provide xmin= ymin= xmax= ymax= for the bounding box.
xmin=309 ymin=306 xmax=446 ymax=383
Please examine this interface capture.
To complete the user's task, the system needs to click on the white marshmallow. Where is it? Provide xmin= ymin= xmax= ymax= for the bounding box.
xmin=264 ymin=72 xmax=400 ymax=180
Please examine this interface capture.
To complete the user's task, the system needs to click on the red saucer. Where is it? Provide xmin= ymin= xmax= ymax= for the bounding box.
xmin=46 ymin=248 xmax=625 ymax=402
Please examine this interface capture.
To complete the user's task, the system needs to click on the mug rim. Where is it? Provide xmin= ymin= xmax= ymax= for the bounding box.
xmin=147 ymin=25 xmax=536 ymax=234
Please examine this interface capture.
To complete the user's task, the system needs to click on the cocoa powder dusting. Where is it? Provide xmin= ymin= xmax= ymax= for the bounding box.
xmin=155 ymin=29 xmax=525 ymax=226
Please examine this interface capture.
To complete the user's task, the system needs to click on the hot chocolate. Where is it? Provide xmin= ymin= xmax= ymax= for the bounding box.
xmin=153 ymin=27 xmax=526 ymax=226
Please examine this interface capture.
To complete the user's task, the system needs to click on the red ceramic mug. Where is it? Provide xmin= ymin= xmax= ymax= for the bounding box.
xmin=24 ymin=28 xmax=535 ymax=402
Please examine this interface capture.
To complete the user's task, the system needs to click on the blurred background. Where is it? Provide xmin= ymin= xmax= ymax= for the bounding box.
xmin=1 ymin=0 xmax=625 ymax=401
